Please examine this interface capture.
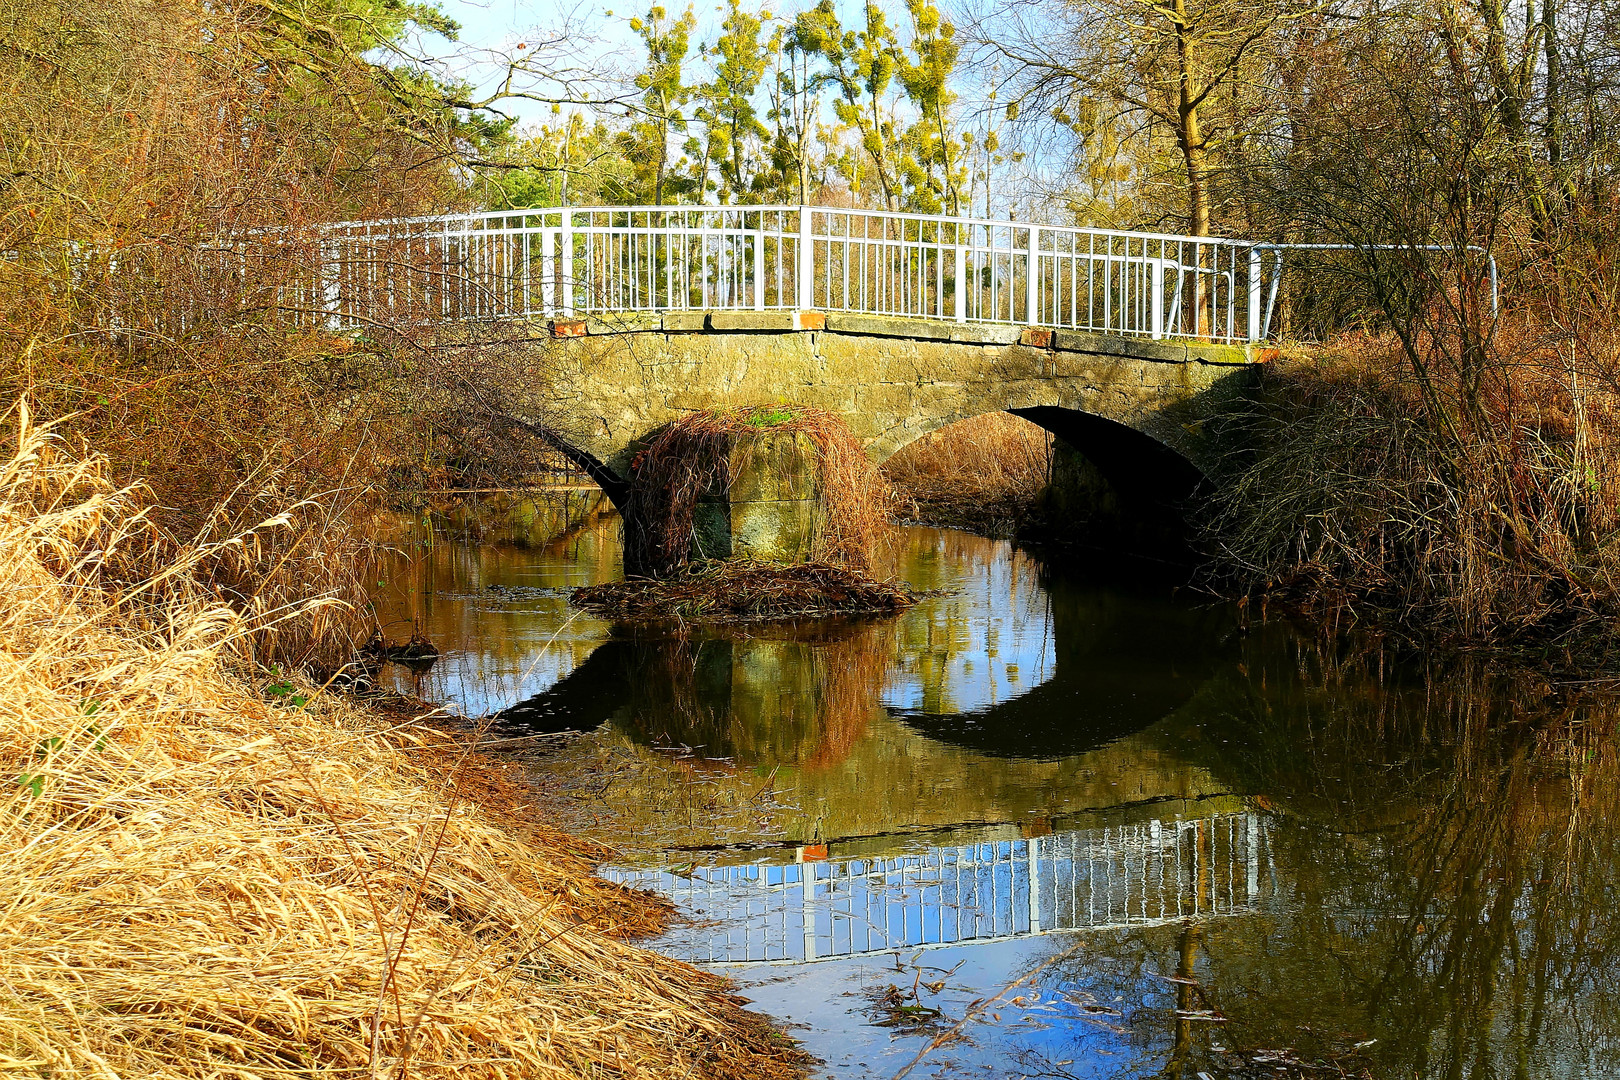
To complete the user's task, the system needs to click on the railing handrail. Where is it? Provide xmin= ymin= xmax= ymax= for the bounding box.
xmin=310 ymin=203 xmax=1258 ymax=249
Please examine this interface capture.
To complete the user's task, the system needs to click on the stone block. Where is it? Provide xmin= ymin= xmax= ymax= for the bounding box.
xmin=1019 ymin=327 xmax=1054 ymax=348
xmin=708 ymin=311 xmax=799 ymax=332
xmin=1048 ymin=328 xmax=1251 ymax=367
xmin=661 ymin=311 xmax=708 ymax=333
xmin=795 ymin=310 xmax=826 ymax=331
xmin=729 ymin=432 xmax=818 ymax=502
xmin=731 ymin=498 xmax=817 ymax=562
xmin=586 ymin=312 xmax=662 ymax=335
xmin=825 ymin=312 xmax=957 ymax=341
xmin=949 ymin=323 xmax=1022 ymax=346
xmin=1188 ymin=343 xmax=1255 ymax=366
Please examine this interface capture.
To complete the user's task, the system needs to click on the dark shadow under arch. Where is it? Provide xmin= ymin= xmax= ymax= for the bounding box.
xmin=887 ymin=568 xmax=1236 ymax=758
xmin=1008 ymin=406 xmax=1205 ymax=507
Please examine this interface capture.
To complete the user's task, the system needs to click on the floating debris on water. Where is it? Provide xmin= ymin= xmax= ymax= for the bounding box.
xmin=569 ymin=559 xmax=923 ymax=622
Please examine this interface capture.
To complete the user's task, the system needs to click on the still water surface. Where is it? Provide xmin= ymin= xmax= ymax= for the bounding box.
xmin=375 ymin=519 xmax=1620 ymax=1079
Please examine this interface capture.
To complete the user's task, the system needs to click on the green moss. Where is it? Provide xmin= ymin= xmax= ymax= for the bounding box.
xmin=742 ymin=406 xmax=799 ymax=427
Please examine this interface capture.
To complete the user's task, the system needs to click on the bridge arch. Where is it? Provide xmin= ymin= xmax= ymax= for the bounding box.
xmin=876 ymin=404 xmax=1208 ymax=533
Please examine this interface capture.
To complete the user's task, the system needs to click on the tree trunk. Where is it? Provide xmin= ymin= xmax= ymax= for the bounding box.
xmin=1173 ymin=0 xmax=1213 ymax=334
xmin=1173 ymin=0 xmax=1211 ymax=239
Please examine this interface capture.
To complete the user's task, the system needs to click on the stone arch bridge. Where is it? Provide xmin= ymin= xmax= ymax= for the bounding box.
xmin=238 ymin=204 xmax=1291 ymax=532
xmin=530 ymin=311 xmax=1262 ymax=519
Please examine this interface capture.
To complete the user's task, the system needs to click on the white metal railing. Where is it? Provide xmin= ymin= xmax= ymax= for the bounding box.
xmin=605 ymin=812 xmax=1272 ymax=965
xmin=228 ymin=205 xmax=1289 ymax=344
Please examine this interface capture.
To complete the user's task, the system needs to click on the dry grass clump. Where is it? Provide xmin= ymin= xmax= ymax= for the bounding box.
xmin=572 ymin=559 xmax=919 ymax=622
xmin=1201 ymin=325 xmax=1620 ymax=648
xmin=882 ymin=413 xmax=1052 ymax=537
xmin=0 ymin=406 xmax=807 ymax=1079
xmin=623 ymin=406 xmax=890 ymax=576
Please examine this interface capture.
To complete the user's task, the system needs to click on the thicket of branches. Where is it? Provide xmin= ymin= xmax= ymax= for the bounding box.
xmin=0 ymin=0 xmax=592 ymax=660
xmin=965 ymin=0 xmax=1620 ymax=646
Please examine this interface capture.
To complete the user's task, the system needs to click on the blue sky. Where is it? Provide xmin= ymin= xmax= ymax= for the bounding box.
xmin=413 ymin=0 xmax=879 ymax=129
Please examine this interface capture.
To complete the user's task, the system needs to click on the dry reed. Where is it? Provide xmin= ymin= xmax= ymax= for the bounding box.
xmin=623 ymin=407 xmax=890 ymax=576
xmin=1201 ymin=327 xmax=1620 ymax=649
xmin=0 ymin=403 xmax=806 ymax=1079
xmin=882 ymin=413 xmax=1052 ymax=537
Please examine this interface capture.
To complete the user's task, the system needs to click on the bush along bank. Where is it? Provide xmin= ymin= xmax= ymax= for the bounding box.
xmin=0 ymin=407 xmax=808 ymax=1079
xmin=1199 ymin=329 xmax=1620 ymax=662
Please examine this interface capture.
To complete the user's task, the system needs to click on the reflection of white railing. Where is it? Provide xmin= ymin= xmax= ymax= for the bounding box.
xmin=604 ymin=812 xmax=1272 ymax=965
xmin=279 ymin=206 xmax=1286 ymax=343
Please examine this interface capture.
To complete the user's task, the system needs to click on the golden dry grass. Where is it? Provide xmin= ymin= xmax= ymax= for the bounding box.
xmin=882 ymin=413 xmax=1052 ymax=535
xmin=1201 ymin=326 xmax=1620 ymax=646
xmin=0 ymin=402 xmax=806 ymax=1079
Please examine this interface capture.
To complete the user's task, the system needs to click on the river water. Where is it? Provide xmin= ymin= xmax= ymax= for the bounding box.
xmin=375 ymin=518 xmax=1620 ymax=1079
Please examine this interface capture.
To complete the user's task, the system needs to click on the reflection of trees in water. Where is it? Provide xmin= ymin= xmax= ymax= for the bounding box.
xmin=619 ymin=619 xmax=895 ymax=771
xmin=1026 ymin=643 xmax=1620 ymax=1079
xmin=369 ymin=520 xmax=621 ymax=709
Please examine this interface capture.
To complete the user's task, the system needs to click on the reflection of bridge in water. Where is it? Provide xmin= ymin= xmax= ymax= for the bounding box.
xmin=605 ymin=813 xmax=1272 ymax=965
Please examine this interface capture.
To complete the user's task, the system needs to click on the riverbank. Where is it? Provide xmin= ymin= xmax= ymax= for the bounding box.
xmin=1200 ymin=332 xmax=1620 ymax=660
xmin=0 ymin=418 xmax=807 ymax=1078
xmin=882 ymin=413 xmax=1053 ymax=540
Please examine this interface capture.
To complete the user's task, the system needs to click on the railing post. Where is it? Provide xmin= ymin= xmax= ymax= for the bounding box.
xmin=1025 ymin=224 xmax=1040 ymax=324
xmin=560 ymin=211 xmax=575 ymax=316
xmin=753 ymin=212 xmax=765 ymax=311
xmin=540 ymin=225 xmax=555 ymax=316
xmin=797 ymin=204 xmax=814 ymax=310
xmin=1150 ymin=258 xmax=1164 ymax=339
xmin=320 ymin=238 xmax=340 ymax=329
xmin=1247 ymin=246 xmax=1262 ymax=342
xmin=954 ymin=226 xmax=968 ymax=323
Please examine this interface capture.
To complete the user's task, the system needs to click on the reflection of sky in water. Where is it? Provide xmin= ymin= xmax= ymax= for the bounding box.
xmin=880 ymin=533 xmax=1057 ymax=718
xmin=609 ymin=813 xmax=1274 ymax=1079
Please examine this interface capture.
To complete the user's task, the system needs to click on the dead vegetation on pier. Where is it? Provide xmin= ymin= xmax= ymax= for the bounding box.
xmin=573 ymin=558 xmax=920 ymax=622
xmin=623 ymin=406 xmax=890 ymax=576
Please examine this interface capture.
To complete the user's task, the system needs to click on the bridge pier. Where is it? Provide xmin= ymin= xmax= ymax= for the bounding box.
xmin=687 ymin=430 xmax=822 ymax=564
